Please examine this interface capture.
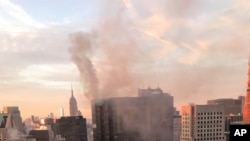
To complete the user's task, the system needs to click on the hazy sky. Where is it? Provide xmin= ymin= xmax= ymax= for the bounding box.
xmin=0 ymin=0 xmax=250 ymax=120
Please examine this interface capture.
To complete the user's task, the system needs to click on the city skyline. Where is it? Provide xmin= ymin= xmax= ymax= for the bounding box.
xmin=0 ymin=0 xmax=250 ymax=119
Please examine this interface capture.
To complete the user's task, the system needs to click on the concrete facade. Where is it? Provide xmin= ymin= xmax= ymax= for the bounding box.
xmin=207 ymin=97 xmax=244 ymax=115
xmin=181 ymin=104 xmax=226 ymax=141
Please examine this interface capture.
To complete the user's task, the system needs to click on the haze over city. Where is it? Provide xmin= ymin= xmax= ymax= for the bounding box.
xmin=0 ymin=0 xmax=250 ymax=119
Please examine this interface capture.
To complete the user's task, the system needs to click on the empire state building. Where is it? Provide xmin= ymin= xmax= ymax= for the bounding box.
xmin=244 ymin=59 xmax=250 ymax=124
xmin=69 ymin=86 xmax=79 ymax=116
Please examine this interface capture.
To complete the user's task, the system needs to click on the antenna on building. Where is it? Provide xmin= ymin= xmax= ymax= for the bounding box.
xmin=71 ymin=83 xmax=74 ymax=97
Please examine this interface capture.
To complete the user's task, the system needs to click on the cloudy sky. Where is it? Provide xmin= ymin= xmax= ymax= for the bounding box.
xmin=0 ymin=0 xmax=250 ymax=119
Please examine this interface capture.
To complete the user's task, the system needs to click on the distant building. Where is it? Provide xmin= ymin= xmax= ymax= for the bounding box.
xmin=41 ymin=118 xmax=57 ymax=138
xmin=29 ymin=130 xmax=51 ymax=141
xmin=174 ymin=109 xmax=181 ymax=141
xmin=92 ymin=87 xmax=174 ymax=141
xmin=86 ymin=122 xmax=93 ymax=141
xmin=207 ymin=96 xmax=244 ymax=115
xmin=69 ymin=86 xmax=79 ymax=116
xmin=49 ymin=113 xmax=54 ymax=119
xmin=56 ymin=116 xmax=87 ymax=141
xmin=181 ymin=104 xmax=226 ymax=141
xmin=60 ymin=108 xmax=64 ymax=117
xmin=0 ymin=114 xmax=8 ymax=139
xmin=2 ymin=106 xmax=24 ymax=133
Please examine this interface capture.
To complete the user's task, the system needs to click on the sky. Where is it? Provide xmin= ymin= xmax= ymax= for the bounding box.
xmin=0 ymin=0 xmax=250 ymax=120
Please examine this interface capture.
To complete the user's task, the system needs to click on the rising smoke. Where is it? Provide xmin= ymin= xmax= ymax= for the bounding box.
xmin=69 ymin=32 xmax=99 ymax=99
xmin=69 ymin=0 xmax=140 ymax=99
xmin=69 ymin=0 xmax=250 ymax=106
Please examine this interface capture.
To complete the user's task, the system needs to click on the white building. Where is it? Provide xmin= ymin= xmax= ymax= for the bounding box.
xmin=181 ymin=104 xmax=226 ymax=141
xmin=60 ymin=108 xmax=64 ymax=117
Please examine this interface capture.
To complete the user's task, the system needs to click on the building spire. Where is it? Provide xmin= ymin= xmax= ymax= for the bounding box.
xmin=71 ymin=83 xmax=74 ymax=97
xmin=244 ymin=54 xmax=250 ymax=124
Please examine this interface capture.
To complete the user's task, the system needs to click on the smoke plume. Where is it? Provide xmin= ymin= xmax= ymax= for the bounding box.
xmin=69 ymin=0 xmax=250 ymax=107
xmin=69 ymin=32 xmax=99 ymax=99
xmin=69 ymin=0 xmax=140 ymax=99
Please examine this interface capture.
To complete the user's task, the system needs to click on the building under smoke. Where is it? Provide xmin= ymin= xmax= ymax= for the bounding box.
xmin=174 ymin=109 xmax=181 ymax=141
xmin=92 ymin=87 xmax=174 ymax=141
xmin=207 ymin=96 xmax=244 ymax=115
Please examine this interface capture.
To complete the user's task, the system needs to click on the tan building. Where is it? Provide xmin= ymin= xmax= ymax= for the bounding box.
xmin=207 ymin=96 xmax=244 ymax=115
xmin=181 ymin=104 xmax=226 ymax=141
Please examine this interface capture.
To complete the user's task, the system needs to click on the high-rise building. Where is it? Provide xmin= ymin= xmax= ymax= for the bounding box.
xmin=181 ymin=104 xmax=226 ymax=141
xmin=2 ymin=106 xmax=24 ymax=133
xmin=92 ymin=87 xmax=174 ymax=141
xmin=207 ymin=96 xmax=244 ymax=115
xmin=243 ymin=59 xmax=250 ymax=124
xmin=174 ymin=109 xmax=181 ymax=141
xmin=56 ymin=116 xmax=87 ymax=141
xmin=60 ymin=108 xmax=64 ymax=117
xmin=69 ymin=86 xmax=79 ymax=116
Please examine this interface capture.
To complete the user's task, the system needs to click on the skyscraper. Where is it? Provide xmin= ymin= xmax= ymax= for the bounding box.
xmin=243 ymin=59 xmax=250 ymax=124
xmin=60 ymin=108 xmax=64 ymax=117
xmin=69 ymin=86 xmax=78 ymax=117
xmin=92 ymin=87 xmax=174 ymax=141
xmin=2 ymin=106 xmax=24 ymax=133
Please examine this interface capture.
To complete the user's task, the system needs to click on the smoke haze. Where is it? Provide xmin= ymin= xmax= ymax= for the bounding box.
xmin=69 ymin=0 xmax=141 ymax=99
xmin=69 ymin=0 xmax=250 ymax=107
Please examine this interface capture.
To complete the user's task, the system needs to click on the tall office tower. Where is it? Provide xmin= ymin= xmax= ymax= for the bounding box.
xmin=69 ymin=86 xmax=78 ymax=116
xmin=56 ymin=116 xmax=87 ymax=141
xmin=2 ymin=106 xmax=24 ymax=133
xmin=60 ymin=108 xmax=64 ymax=117
xmin=181 ymin=104 xmax=226 ymax=141
xmin=244 ymin=59 xmax=250 ymax=124
xmin=174 ymin=109 xmax=181 ymax=141
xmin=92 ymin=87 xmax=174 ymax=141
xmin=207 ymin=97 xmax=243 ymax=115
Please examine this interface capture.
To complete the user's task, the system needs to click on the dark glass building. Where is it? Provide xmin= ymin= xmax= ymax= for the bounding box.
xmin=56 ymin=116 xmax=87 ymax=141
xmin=92 ymin=87 xmax=174 ymax=141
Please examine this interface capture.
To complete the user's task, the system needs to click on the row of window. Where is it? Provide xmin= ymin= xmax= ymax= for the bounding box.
xmin=194 ymin=137 xmax=224 ymax=141
xmin=197 ymin=129 xmax=222 ymax=132
xmin=197 ymin=133 xmax=222 ymax=136
xmin=197 ymin=116 xmax=222 ymax=120
xmin=198 ymin=124 xmax=223 ymax=128
xmin=197 ymin=120 xmax=222 ymax=124
xmin=197 ymin=112 xmax=223 ymax=115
